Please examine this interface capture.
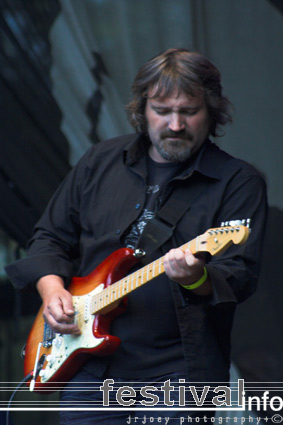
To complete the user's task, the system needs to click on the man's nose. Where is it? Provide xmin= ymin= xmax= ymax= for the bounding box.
xmin=168 ymin=113 xmax=185 ymax=132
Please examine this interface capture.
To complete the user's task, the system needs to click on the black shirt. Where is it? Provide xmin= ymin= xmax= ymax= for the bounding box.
xmin=5 ymin=133 xmax=268 ymax=383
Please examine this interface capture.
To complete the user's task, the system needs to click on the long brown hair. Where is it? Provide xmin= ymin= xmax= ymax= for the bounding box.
xmin=126 ymin=48 xmax=233 ymax=137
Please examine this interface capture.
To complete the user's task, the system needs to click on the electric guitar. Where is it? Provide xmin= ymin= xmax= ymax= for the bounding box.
xmin=24 ymin=225 xmax=249 ymax=393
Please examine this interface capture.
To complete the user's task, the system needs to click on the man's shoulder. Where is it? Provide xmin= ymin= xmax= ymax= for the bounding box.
xmin=75 ymin=133 xmax=139 ymax=168
xmin=91 ymin=133 xmax=138 ymax=154
xmin=202 ymin=141 xmax=264 ymax=180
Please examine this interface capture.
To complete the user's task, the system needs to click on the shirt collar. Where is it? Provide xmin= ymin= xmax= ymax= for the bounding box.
xmin=193 ymin=140 xmax=228 ymax=181
xmin=123 ymin=133 xmax=150 ymax=166
xmin=124 ymin=133 xmax=224 ymax=181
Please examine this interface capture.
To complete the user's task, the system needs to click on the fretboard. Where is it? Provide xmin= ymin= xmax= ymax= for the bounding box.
xmin=90 ymin=235 xmax=206 ymax=314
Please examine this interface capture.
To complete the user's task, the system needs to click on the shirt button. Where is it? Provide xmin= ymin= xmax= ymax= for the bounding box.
xmin=135 ymin=203 xmax=141 ymax=209
xmin=115 ymin=229 xmax=121 ymax=235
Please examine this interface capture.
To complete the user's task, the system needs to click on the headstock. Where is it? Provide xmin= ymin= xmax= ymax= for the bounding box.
xmin=201 ymin=225 xmax=250 ymax=256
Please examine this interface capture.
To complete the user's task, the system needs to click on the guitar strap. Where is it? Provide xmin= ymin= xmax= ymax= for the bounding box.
xmin=136 ymin=174 xmax=208 ymax=260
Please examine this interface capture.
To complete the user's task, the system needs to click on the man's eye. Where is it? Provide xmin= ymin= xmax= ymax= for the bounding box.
xmin=155 ymin=109 xmax=169 ymax=115
xmin=182 ymin=109 xmax=197 ymax=115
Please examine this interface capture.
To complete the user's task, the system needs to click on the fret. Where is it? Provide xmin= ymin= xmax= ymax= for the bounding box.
xmin=131 ymin=273 xmax=134 ymax=291
xmin=110 ymin=284 xmax=115 ymax=302
xmin=137 ymin=270 xmax=142 ymax=287
xmin=152 ymin=260 xmax=156 ymax=278
xmin=150 ymin=263 xmax=154 ymax=279
xmin=140 ymin=269 xmax=143 ymax=285
xmin=118 ymin=280 xmax=122 ymax=298
xmin=158 ymin=258 xmax=163 ymax=274
xmin=123 ymin=278 xmax=129 ymax=295
xmin=97 ymin=295 xmax=102 ymax=310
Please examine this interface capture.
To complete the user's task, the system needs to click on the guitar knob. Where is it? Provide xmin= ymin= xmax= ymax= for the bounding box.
xmin=39 ymin=369 xmax=48 ymax=379
xmin=46 ymin=354 xmax=55 ymax=365
xmin=52 ymin=336 xmax=62 ymax=348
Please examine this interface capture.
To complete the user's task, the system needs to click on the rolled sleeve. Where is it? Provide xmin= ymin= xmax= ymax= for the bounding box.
xmin=5 ymin=254 xmax=75 ymax=289
xmin=206 ymin=264 xmax=237 ymax=305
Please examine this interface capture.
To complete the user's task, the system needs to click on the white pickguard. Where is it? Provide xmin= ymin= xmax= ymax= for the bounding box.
xmin=39 ymin=284 xmax=105 ymax=383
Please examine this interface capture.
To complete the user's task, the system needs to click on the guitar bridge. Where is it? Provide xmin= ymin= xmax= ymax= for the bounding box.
xmin=42 ymin=322 xmax=55 ymax=348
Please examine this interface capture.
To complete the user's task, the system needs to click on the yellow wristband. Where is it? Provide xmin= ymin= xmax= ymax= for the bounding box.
xmin=182 ymin=267 xmax=208 ymax=290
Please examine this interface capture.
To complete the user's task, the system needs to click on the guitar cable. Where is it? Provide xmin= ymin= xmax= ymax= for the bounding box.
xmin=5 ymin=355 xmax=45 ymax=425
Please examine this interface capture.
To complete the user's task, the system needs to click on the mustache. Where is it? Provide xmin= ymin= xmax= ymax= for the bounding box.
xmin=160 ymin=129 xmax=193 ymax=140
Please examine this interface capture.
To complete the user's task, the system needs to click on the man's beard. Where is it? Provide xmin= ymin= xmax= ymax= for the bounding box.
xmin=153 ymin=129 xmax=193 ymax=163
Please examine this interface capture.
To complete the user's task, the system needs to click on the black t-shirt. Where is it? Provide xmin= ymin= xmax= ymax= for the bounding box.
xmin=124 ymin=156 xmax=181 ymax=248
xmin=106 ymin=157 xmax=187 ymax=378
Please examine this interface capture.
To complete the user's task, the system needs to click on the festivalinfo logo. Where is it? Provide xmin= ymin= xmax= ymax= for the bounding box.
xmin=98 ymin=379 xmax=283 ymax=413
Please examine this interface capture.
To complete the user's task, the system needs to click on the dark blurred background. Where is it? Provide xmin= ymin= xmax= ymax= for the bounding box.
xmin=0 ymin=1 xmax=282 ymax=423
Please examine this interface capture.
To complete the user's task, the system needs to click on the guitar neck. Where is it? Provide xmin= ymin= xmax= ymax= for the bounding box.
xmin=90 ymin=235 xmax=204 ymax=314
